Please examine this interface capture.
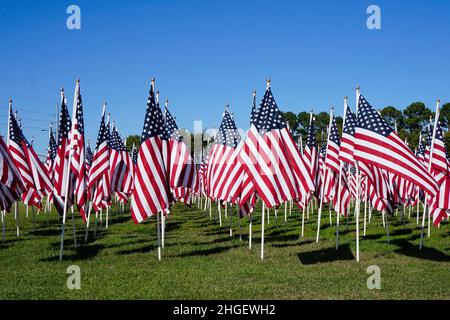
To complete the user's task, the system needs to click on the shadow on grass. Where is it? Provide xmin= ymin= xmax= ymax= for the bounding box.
xmin=116 ymin=244 xmax=157 ymax=255
xmin=392 ymin=239 xmax=450 ymax=262
xmin=272 ymin=239 xmax=314 ymax=248
xmin=297 ymin=243 xmax=355 ymax=265
xmin=28 ymin=227 xmax=61 ymax=237
xmin=177 ymin=244 xmax=239 ymax=257
xmin=40 ymin=243 xmax=105 ymax=262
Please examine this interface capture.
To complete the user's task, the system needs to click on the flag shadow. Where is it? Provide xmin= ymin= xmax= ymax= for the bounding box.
xmin=391 ymin=239 xmax=450 ymax=262
xmin=297 ymin=243 xmax=355 ymax=265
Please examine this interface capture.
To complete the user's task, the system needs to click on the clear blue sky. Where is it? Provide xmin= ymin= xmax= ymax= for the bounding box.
xmin=1 ymin=0 xmax=449 ymax=154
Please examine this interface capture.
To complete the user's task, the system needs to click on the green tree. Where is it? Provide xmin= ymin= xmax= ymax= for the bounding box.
xmin=381 ymin=106 xmax=404 ymax=129
xmin=125 ymin=135 xmax=141 ymax=152
xmin=281 ymin=111 xmax=298 ymax=131
xmin=403 ymin=102 xmax=432 ymax=133
xmin=440 ymin=102 xmax=450 ymax=128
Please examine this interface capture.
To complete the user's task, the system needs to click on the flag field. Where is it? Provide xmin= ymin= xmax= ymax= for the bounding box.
xmin=0 ymin=201 xmax=448 ymax=299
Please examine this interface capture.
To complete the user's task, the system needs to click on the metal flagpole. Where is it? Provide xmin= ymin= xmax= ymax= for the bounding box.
xmin=301 ymin=193 xmax=306 ymax=237
xmin=316 ymin=108 xmax=333 ymax=242
xmin=229 ymin=202 xmax=232 ymax=237
xmin=218 ymin=201 xmax=222 ymax=226
xmin=363 ymin=176 xmax=368 ymax=237
xmin=261 ymin=202 xmax=265 ymax=260
xmin=284 ymin=201 xmax=287 ymax=224
xmin=420 ymin=99 xmax=440 ymax=249
xmin=59 ymin=150 xmax=74 ymax=261
xmin=156 ymin=211 xmax=161 ymax=260
xmin=2 ymin=210 xmax=5 ymax=242
xmin=249 ymin=213 xmax=253 ymax=249
xmin=162 ymin=212 xmax=165 ymax=248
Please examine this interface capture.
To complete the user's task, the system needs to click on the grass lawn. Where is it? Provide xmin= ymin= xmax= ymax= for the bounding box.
xmin=0 ymin=200 xmax=449 ymax=300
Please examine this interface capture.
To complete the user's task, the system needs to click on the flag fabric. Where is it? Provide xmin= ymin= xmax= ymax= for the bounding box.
xmin=339 ymin=105 xmax=356 ymax=165
xmin=353 ymin=94 xmax=438 ymax=198
xmin=303 ymin=116 xmax=319 ymax=193
xmin=45 ymin=127 xmax=57 ymax=184
xmin=53 ymin=92 xmax=75 ymax=214
xmin=69 ymin=81 xmax=87 ymax=221
xmin=110 ymin=125 xmax=134 ymax=202
xmin=130 ymin=81 xmax=171 ymax=223
xmin=0 ymin=135 xmax=24 ymax=211
xmin=164 ymin=105 xmax=197 ymax=202
xmin=206 ymin=107 xmax=241 ymax=202
xmin=8 ymin=106 xmax=51 ymax=209
xmin=427 ymin=119 xmax=450 ymax=225
xmin=90 ymin=109 xmax=111 ymax=212
xmin=239 ymin=82 xmax=314 ymax=207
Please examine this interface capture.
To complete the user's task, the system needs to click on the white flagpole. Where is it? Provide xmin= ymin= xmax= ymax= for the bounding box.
xmin=59 ymin=150 xmax=74 ymax=262
xmin=2 ymin=210 xmax=5 ymax=242
xmin=249 ymin=214 xmax=253 ymax=249
xmin=229 ymin=202 xmax=232 ymax=237
xmin=8 ymin=100 xmax=20 ymax=237
xmin=84 ymin=201 xmax=93 ymax=242
xmin=156 ymin=211 xmax=161 ymax=261
xmin=284 ymin=201 xmax=287 ymax=224
xmin=162 ymin=212 xmax=165 ymax=248
xmin=420 ymin=99 xmax=440 ymax=249
xmin=106 ymin=205 xmax=109 ymax=229
xmin=301 ymin=194 xmax=306 ymax=237
xmin=261 ymin=202 xmax=265 ymax=260
xmin=218 ymin=201 xmax=222 ymax=226
xmin=316 ymin=108 xmax=333 ymax=242
xmin=363 ymin=176 xmax=368 ymax=237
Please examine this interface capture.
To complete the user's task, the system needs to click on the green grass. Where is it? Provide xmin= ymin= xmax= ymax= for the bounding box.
xmin=0 ymin=201 xmax=449 ymax=299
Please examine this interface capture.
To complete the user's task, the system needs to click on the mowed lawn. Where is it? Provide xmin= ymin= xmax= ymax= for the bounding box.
xmin=0 ymin=201 xmax=449 ymax=300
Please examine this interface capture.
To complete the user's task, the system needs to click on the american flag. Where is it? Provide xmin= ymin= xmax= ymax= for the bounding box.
xmin=0 ymin=135 xmax=24 ymax=212
xmin=130 ymin=80 xmax=170 ymax=223
xmin=303 ymin=114 xmax=319 ymax=194
xmin=324 ymin=112 xmax=340 ymax=173
xmin=90 ymin=107 xmax=111 ymax=212
xmin=206 ymin=106 xmax=242 ymax=202
xmin=45 ymin=125 xmax=57 ymax=183
xmin=69 ymin=80 xmax=87 ymax=221
xmin=131 ymin=143 xmax=138 ymax=165
xmin=85 ymin=143 xmax=93 ymax=178
xmin=110 ymin=124 xmax=133 ymax=201
xmin=53 ymin=90 xmax=75 ymax=214
xmin=239 ymin=81 xmax=314 ymax=207
xmin=353 ymin=94 xmax=438 ymax=198
xmin=8 ymin=103 xmax=51 ymax=209
xmin=339 ymin=104 xmax=356 ymax=165
xmin=427 ymin=116 xmax=450 ymax=225
xmin=164 ymin=103 xmax=197 ymax=202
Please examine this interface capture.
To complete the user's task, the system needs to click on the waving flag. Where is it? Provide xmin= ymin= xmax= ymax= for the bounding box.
xmin=8 ymin=102 xmax=51 ymax=209
xmin=90 ymin=106 xmax=111 ymax=212
xmin=339 ymin=104 xmax=356 ymax=165
xmin=53 ymin=90 xmax=74 ymax=214
xmin=303 ymin=114 xmax=319 ymax=193
xmin=239 ymin=81 xmax=314 ymax=207
xmin=353 ymin=94 xmax=438 ymax=198
xmin=0 ymin=135 xmax=24 ymax=211
xmin=164 ymin=103 xmax=197 ymax=202
xmin=69 ymin=80 xmax=87 ymax=221
xmin=130 ymin=80 xmax=170 ymax=223
xmin=45 ymin=125 xmax=57 ymax=183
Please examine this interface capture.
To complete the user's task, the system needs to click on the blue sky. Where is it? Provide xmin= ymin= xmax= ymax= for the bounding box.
xmin=0 ymin=0 xmax=449 ymax=154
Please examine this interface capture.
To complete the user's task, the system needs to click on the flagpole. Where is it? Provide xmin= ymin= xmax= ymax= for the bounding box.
xmin=420 ymin=99 xmax=440 ymax=249
xmin=59 ymin=150 xmax=74 ymax=262
xmin=156 ymin=211 xmax=161 ymax=261
xmin=316 ymin=108 xmax=333 ymax=242
xmin=355 ymin=86 xmax=362 ymax=261
xmin=301 ymin=193 xmax=306 ymax=237
xmin=1 ymin=210 xmax=5 ymax=242
xmin=229 ymin=202 xmax=232 ymax=237
xmin=249 ymin=213 xmax=253 ymax=249
xmin=8 ymin=100 xmax=20 ymax=237
xmin=261 ymin=201 xmax=265 ymax=260
xmin=336 ymin=98 xmax=348 ymax=249
xmin=363 ymin=176 xmax=368 ymax=237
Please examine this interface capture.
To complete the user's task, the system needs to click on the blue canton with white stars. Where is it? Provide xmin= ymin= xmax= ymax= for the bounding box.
xmin=356 ymin=95 xmax=393 ymax=137
xmin=141 ymin=85 xmax=165 ymax=142
xmin=251 ymin=88 xmax=286 ymax=132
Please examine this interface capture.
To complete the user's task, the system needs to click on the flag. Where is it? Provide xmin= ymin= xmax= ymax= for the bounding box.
xmin=0 ymin=135 xmax=24 ymax=211
xmin=164 ymin=104 xmax=197 ymax=202
xmin=45 ymin=126 xmax=57 ymax=183
xmin=339 ymin=104 xmax=356 ymax=165
xmin=53 ymin=90 xmax=75 ymax=214
xmin=8 ymin=103 xmax=51 ymax=209
xmin=239 ymin=81 xmax=314 ymax=207
xmin=353 ymin=94 xmax=438 ymax=198
xmin=303 ymin=115 xmax=319 ymax=193
xmin=130 ymin=80 xmax=170 ymax=223
xmin=69 ymin=80 xmax=87 ymax=221
xmin=90 ymin=106 xmax=111 ymax=212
